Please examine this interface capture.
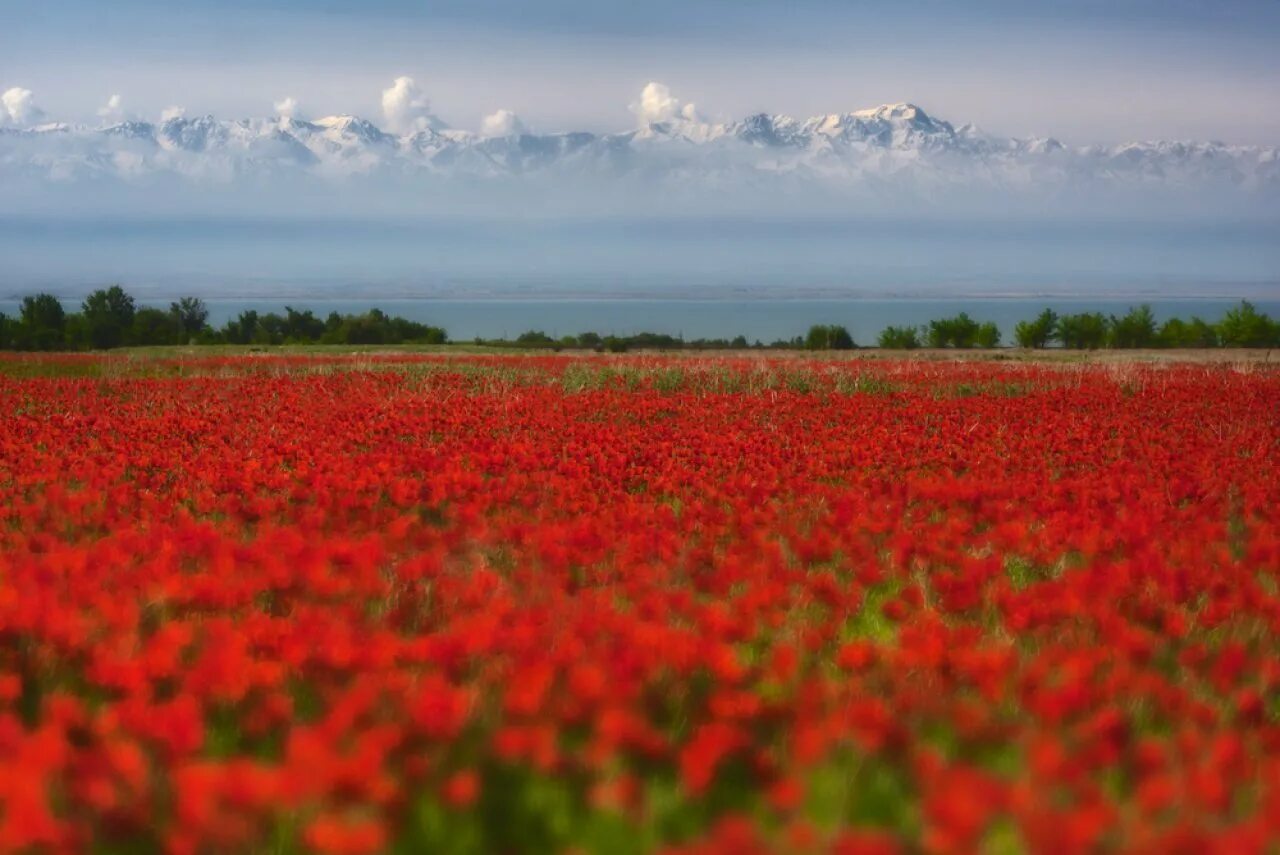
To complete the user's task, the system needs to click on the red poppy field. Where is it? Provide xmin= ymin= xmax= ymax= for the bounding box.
xmin=0 ymin=353 xmax=1277 ymax=854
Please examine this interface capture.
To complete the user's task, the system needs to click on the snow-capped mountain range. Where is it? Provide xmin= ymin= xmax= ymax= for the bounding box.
xmin=3 ymin=102 xmax=1277 ymax=194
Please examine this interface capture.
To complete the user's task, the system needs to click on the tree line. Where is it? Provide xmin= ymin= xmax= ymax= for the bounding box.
xmin=0 ymin=287 xmax=447 ymax=350
xmin=1 ymin=288 xmax=1276 ymax=352
xmin=1007 ymin=303 xmax=1279 ymax=349
xmin=865 ymin=303 xmax=1276 ymax=350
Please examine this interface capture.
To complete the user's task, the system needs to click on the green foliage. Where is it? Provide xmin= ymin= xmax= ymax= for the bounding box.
xmin=926 ymin=312 xmax=994 ymax=348
xmin=222 ymin=310 xmax=261 ymax=345
xmin=283 ymin=306 xmax=326 ymax=342
xmin=130 ymin=307 xmax=184 ymax=346
xmin=496 ymin=331 xmax=748 ymax=352
xmin=321 ymin=308 xmax=447 ymax=345
xmin=835 ymin=373 xmax=898 ymax=395
xmin=169 ymin=297 xmax=210 ymax=339
xmin=975 ymin=321 xmax=1001 ymax=349
xmin=800 ymin=748 xmax=919 ymax=836
xmin=624 ymin=332 xmax=684 ymax=349
xmin=805 ymin=324 xmax=855 ymax=350
xmin=1056 ymin=312 xmax=1108 ymax=349
xmin=516 ymin=330 xmax=557 ymax=346
xmin=1013 ymin=309 xmax=1058 ymax=348
xmin=0 ymin=287 xmax=450 ymax=351
xmin=2 ymin=289 xmax=1275 ymax=354
xmin=217 ymin=307 xmax=446 ymax=346
xmin=1158 ymin=316 xmax=1219 ymax=348
xmin=81 ymin=285 xmax=137 ymax=350
xmin=1216 ymin=300 xmax=1279 ymax=347
xmin=17 ymin=293 xmax=68 ymax=351
xmin=877 ymin=325 xmax=921 ymax=349
xmin=1107 ymin=304 xmax=1157 ymax=348
xmin=513 ymin=331 xmax=738 ymax=351
xmin=396 ymin=765 xmax=647 ymax=855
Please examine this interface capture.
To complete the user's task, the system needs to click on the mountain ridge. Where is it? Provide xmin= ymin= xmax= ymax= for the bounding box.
xmin=2 ymin=101 xmax=1276 ymax=193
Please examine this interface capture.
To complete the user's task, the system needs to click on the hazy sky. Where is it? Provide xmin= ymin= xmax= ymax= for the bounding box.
xmin=5 ymin=0 xmax=1280 ymax=143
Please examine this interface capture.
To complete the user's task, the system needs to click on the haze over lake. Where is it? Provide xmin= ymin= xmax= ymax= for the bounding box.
xmin=3 ymin=215 xmax=1276 ymax=306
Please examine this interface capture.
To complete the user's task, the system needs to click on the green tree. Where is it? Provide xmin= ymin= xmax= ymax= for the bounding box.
xmin=254 ymin=313 xmax=287 ymax=345
xmin=1056 ymin=312 xmax=1109 ymax=349
xmin=631 ymin=332 xmax=681 ymax=349
xmin=926 ymin=313 xmax=981 ymax=348
xmin=1184 ymin=317 xmax=1220 ymax=348
xmin=1014 ymin=309 xmax=1058 ymax=348
xmin=283 ymin=306 xmax=326 ymax=342
xmin=324 ymin=311 xmax=344 ymax=336
xmin=1157 ymin=316 xmax=1220 ymax=348
xmin=18 ymin=293 xmax=68 ymax=350
xmin=130 ymin=307 xmax=184 ymax=346
xmin=877 ymin=325 xmax=921 ymax=349
xmin=975 ymin=321 xmax=1001 ymax=349
xmin=1107 ymin=304 xmax=1157 ymax=349
xmin=312 ymin=309 xmax=445 ymax=345
xmin=830 ymin=326 xmax=855 ymax=350
xmin=1157 ymin=317 xmax=1188 ymax=348
xmin=169 ymin=297 xmax=210 ymax=339
xmin=63 ymin=314 xmax=90 ymax=350
xmin=1217 ymin=301 xmax=1279 ymax=347
xmin=515 ymin=330 xmax=556 ymax=347
xmin=334 ymin=311 xmax=384 ymax=345
xmin=82 ymin=285 xmax=137 ymax=349
xmin=805 ymin=324 xmax=855 ymax=350
xmin=393 ymin=318 xmax=446 ymax=344
xmin=925 ymin=319 xmax=949 ymax=348
xmin=222 ymin=310 xmax=260 ymax=344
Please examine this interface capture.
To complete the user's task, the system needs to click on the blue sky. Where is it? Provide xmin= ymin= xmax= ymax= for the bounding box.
xmin=4 ymin=0 xmax=1280 ymax=141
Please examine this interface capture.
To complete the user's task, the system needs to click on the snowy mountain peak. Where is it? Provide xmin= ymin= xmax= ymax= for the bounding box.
xmin=312 ymin=115 xmax=392 ymax=141
xmin=731 ymin=113 xmax=801 ymax=147
xmin=102 ymin=120 xmax=157 ymax=139
xmin=851 ymin=102 xmax=928 ymax=121
xmin=158 ymin=115 xmax=225 ymax=152
xmin=0 ymin=100 xmax=1275 ymax=193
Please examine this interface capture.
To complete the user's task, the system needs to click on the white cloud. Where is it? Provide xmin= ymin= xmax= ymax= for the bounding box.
xmin=273 ymin=96 xmax=301 ymax=119
xmin=98 ymin=94 xmax=126 ymax=123
xmin=631 ymin=81 xmax=701 ymax=127
xmin=160 ymin=105 xmax=187 ymax=122
xmin=381 ymin=76 xmax=443 ymax=134
xmin=480 ymin=109 xmax=525 ymax=138
xmin=2 ymin=87 xmax=44 ymax=126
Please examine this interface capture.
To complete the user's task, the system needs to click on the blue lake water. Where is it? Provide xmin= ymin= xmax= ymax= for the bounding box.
xmin=2 ymin=214 xmax=1278 ymax=302
xmin=3 ymin=213 xmax=1277 ymax=341
xmin=2 ymin=298 xmax=1276 ymax=344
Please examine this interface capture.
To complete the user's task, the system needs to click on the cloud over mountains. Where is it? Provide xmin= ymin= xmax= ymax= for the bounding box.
xmin=2 ymin=87 xmax=43 ymax=126
xmin=1 ymin=78 xmax=1276 ymax=217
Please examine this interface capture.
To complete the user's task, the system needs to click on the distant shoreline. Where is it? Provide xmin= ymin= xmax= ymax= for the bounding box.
xmin=5 ymin=291 xmax=1280 ymax=304
xmin=3 ymin=289 xmax=1277 ymax=352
